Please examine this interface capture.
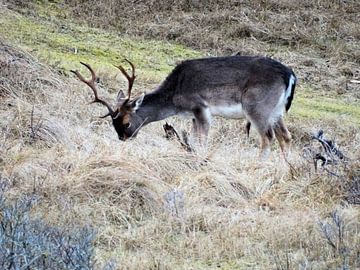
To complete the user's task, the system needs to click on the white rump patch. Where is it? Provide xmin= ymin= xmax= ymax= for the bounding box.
xmin=285 ymin=74 xmax=296 ymax=104
xmin=210 ymin=104 xmax=245 ymax=119
xmin=268 ymin=74 xmax=296 ymax=126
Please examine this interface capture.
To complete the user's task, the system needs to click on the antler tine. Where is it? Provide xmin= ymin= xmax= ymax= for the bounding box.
xmin=114 ymin=59 xmax=136 ymax=100
xmin=124 ymin=59 xmax=135 ymax=76
xmin=71 ymin=62 xmax=115 ymax=117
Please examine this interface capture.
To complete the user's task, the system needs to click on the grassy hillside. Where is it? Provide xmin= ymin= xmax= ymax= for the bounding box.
xmin=0 ymin=0 xmax=359 ymax=269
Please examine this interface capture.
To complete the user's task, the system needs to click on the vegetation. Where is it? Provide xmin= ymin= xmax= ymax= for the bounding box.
xmin=0 ymin=0 xmax=359 ymax=269
xmin=0 ymin=4 xmax=201 ymax=82
xmin=0 ymin=186 xmax=104 ymax=270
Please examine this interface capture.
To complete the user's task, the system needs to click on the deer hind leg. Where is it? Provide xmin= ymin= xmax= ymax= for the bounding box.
xmin=192 ymin=106 xmax=211 ymax=146
xmin=245 ymin=113 xmax=275 ymax=159
xmin=258 ymin=126 xmax=275 ymax=160
xmin=274 ymin=117 xmax=291 ymax=154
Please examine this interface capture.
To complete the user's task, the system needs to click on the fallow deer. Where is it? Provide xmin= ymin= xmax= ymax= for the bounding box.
xmin=71 ymin=56 xmax=296 ymax=158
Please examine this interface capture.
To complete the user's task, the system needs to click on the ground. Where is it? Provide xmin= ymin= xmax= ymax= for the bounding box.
xmin=0 ymin=0 xmax=359 ymax=269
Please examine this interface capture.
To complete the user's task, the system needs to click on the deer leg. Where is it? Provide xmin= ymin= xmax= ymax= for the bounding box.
xmin=191 ymin=118 xmax=198 ymax=135
xmin=274 ymin=118 xmax=291 ymax=154
xmin=259 ymin=127 xmax=274 ymax=160
xmin=191 ymin=118 xmax=200 ymax=144
xmin=192 ymin=106 xmax=211 ymax=145
xmin=274 ymin=120 xmax=286 ymax=152
xmin=244 ymin=111 xmax=274 ymax=159
xmin=245 ymin=121 xmax=251 ymax=138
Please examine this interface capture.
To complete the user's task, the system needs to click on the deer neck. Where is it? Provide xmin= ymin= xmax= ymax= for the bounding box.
xmin=136 ymin=91 xmax=177 ymax=124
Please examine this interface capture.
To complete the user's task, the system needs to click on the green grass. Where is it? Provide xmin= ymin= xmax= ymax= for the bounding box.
xmin=292 ymin=88 xmax=360 ymax=126
xmin=0 ymin=6 xmax=202 ymax=82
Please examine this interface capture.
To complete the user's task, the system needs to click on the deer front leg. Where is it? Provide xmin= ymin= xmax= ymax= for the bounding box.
xmin=192 ymin=106 xmax=211 ymax=146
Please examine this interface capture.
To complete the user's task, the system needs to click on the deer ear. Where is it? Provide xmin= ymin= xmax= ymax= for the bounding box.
xmin=116 ymin=90 xmax=126 ymax=102
xmin=130 ymin=93 xmax=145 ymax=112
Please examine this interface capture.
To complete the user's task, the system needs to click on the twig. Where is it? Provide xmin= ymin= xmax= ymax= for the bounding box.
xmin=29 ymin=106 xmax=43 ymax=143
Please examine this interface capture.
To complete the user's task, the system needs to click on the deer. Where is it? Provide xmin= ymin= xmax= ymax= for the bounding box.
xmin=71 ymin=55 xmax=296 ymax=159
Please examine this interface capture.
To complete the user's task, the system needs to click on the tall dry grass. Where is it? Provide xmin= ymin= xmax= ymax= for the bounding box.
xmin=1 ymin=37 xmax=359 ymax=269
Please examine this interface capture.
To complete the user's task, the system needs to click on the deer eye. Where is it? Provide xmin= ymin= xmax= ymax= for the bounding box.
xmin=124 ymin=123 xmax=131 ymax=129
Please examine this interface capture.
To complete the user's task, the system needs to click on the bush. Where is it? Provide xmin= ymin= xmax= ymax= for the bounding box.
xmin=0 ymin=190 xmax=97 ymax=269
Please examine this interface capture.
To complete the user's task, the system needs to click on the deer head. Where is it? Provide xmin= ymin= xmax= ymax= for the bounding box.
xmin=71 ymin=60 xmax=145 ymax=140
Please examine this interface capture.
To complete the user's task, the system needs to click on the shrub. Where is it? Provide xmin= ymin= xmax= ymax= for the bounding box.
xmin=0 ymin=190 xmax=98 ymax=269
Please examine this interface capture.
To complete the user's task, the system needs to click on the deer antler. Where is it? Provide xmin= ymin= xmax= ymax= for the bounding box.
xmin=71 ymin=62 xmax=115 ymax=118
xmin=114 ymin=59 xmax=136 ymax=100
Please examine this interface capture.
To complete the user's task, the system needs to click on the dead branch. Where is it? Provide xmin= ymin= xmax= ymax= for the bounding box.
xmin=163 ymin=122 xmax=194 ymax=152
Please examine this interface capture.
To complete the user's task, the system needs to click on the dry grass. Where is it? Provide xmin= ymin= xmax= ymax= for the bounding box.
xmin=1 ymin=40 xmax=359 ymax=269
xmin=1 ymin=1 xmax=360 ymax=269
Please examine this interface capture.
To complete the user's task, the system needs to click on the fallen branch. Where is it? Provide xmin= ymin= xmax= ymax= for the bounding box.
xmin=311 ymin=130 xmax=345 ymax=172
xmin=163 ymin=122 xmax=194 ymax=152
xmin=312 ymin=130 xmax=344 ymax=160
